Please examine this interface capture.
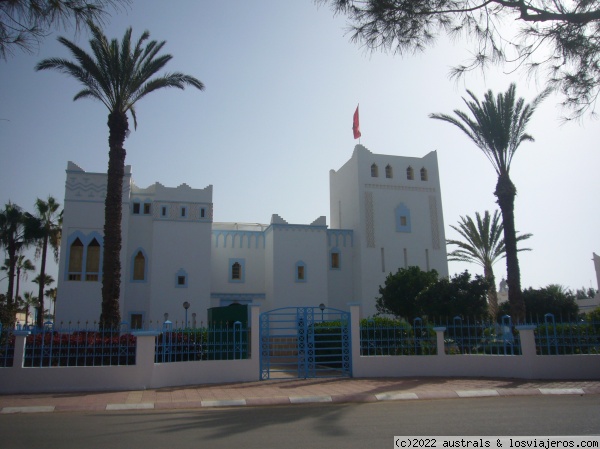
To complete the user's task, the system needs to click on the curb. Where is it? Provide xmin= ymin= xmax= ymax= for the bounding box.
xmin=0 ymin=388 xmax=592 ymax=414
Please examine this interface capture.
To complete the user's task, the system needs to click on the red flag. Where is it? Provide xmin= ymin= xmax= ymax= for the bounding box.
xmin=353 ymin=105 xmax=361 ymax=139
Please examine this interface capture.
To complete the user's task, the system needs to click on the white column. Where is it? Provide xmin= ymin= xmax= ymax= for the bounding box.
xmin=433 ymin=327 xmax=446 ymax=357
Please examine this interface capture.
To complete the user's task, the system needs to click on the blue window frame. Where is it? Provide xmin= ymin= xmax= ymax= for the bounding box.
xmin=395 ymin=203 xmax=412 ymax=233
xmin=295 ymin=261 xmax=307 ymax=282
xmin=330 ymin=248 xmax=341 ymax=270
xmin=65 ymin=232 xmax=104 ymax=282
xmin=175 ymin=268 xmax=188 ymax=288
xmin=229 ymin=258 xmax=245 ymax=283
xmin=131 ymin=248 xmax=148 ymax=282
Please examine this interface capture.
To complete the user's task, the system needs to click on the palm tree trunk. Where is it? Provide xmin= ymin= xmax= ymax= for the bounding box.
xmin=495 ymin=173 xmax=526 ymax=323
xmin=6 ymin=242 xmax=17 ymax=309
xmin=100 ymin=111 xmax=128 ymax=330
xmin=15 ymin=265 xmax=21 ymax=307
xmin=36 ymin=234 xmax=48 ymax=328
xmin=483 ymin=263 xmax=498 ymax=320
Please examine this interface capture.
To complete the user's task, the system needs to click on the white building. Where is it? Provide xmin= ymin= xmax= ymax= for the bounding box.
xmin=56 ymin=145 xmax=448 ymax=327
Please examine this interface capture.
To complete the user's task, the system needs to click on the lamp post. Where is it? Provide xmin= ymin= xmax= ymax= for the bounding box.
xmin=183 ymin=301 xmax=190 ymax=328
xmin=163 ymin=313 xmax=172 ymax=331
xmin=319 ymin=303 xmax=325 ymax=322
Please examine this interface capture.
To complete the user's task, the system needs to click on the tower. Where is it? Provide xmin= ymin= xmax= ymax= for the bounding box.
xmin=330 ymin=145 xmax=448 ymax=316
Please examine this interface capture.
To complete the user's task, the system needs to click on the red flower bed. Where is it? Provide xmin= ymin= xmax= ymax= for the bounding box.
xmin=24 ymin=331 xmax=137 ymax=367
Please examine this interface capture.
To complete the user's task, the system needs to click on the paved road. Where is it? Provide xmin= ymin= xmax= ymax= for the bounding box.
xmin=1 ymin=395 xmax=598 ymax=449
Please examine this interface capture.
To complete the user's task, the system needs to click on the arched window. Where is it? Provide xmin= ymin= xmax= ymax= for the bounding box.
xmin=385 ymin=164 xmax=393 ymax=178
xmin=68 ymin=238 xmax=83 ymax=281
xmin=232 ymin=262 xmax=241 ymax=280
xmin=85 ymin=238 xmax=101 ymax=281
xmin=420 ymin=167 xmax=428 ymax=181
xmin=229 ymin=259 xmax=245 ymax=282
xmin=371 ymin=163 xmax=379 ymax=177
xmin=406 ymin=166 xmax=414 ymax=180
xmin=133 ymin=251 xmax=146 ymax=281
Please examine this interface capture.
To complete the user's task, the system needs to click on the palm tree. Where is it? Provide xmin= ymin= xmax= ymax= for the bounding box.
xmin=447 ymin=210 xmax=532 ymax=319
xmin=2 ymin=255 xmax=36 ymax=309
xmin=430 ymin=84 xmax=549 ymax=322
xmin=0 ymin=203 xmax=40 ymax=313
xmin=33 ymin=197 xmax=62 ymax=328
xmin=45 ymin=287 xmax=58 ymax=320
xmin=14 ymin=256 xmax=35 ymax=309
xmin=33 ymin=274 xmax=54 ymax=325
xmin=36 ymin=23 xmax=204 ymax=329
xmin=20 ymin=292 xmax=38 ymax=327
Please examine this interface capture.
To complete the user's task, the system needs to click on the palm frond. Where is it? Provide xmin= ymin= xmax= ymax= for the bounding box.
xmin=446 ymin=210 xmax=532 ymax=275
xmin=430 ymin=83 xmax=548 ymax=177
xmin=36 ymin=21 xmax=204 ymax=129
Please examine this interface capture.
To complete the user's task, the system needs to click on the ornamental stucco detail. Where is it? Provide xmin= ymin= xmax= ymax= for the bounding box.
xmin=429 ymin=195 xmax=440 ymax=250
xmin=66 ymin=175 xmax=108 ymax=200
xmin=364 ymin=183 xmax=436 ymax=193
xmin=365 ymin=191 xmax=375 ymax=248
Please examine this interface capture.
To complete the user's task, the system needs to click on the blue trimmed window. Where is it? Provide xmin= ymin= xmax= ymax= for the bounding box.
xmin=85 ymin=238 xmax=101 ymax=281
xmin=160 ymin=205 xmax=168 ymax=218
xmin=407 ymin=166 xmax=414 ymax=180
xmin=229 ymin=259 xmax=245 ymax=283
xmin=420 ymin=167 xmax=428 ymax=181
xmin=65 ymin=232 xmax=104 ymax=282
xmin=131 ymin=249 xmax=148 ymax=282
xmin=395 ymin=203 xmax=412 ymax=233
xmin=295 ymin=261 xmax=307 ymax=282
xmin=67 ymin=237 xmax=84 ymax=281
xmin=175 ymin=269 xmax=188 ymax=288
xmin=330 ymin=248 xmax=341 ymax=270
xmin=143 ymin=201 xmax=152 ymax=214
xmin=132 ymin=201 xmax=141 ymax=214
xmin=180 ymin=206 xmax=187 ymax=218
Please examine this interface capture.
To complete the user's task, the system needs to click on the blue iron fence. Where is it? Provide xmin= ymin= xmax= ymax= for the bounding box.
xmin=535 ymin=315 xmax=600 ymax=355
xmin=360 ymin=317 xmax=437 ymax=356
xmin=154 ymin=322 xmax=248 ymax=363
xmin=443 ymin=316 xmax=521 ymax=355
xmin=23 ymin=325 xmax=137 ymax=367
xmin=0 ymin=325 xmax=15 ymax=368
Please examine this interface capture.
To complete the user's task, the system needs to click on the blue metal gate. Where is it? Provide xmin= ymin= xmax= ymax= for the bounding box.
xmin=259 ymin=306 xmax=352 ymax=379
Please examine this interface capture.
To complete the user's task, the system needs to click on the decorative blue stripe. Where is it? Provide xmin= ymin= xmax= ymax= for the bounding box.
xmin=211 ymin=293 xmax=265 ymax=300
xmin=327 ymin=229 xmax=354 ymax=247
xmin=213 ymin=230 xmax=265 ymax=249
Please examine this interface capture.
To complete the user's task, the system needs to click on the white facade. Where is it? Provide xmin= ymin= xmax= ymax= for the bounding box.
xmin=56 ymin=145 xmax=448 ymax=326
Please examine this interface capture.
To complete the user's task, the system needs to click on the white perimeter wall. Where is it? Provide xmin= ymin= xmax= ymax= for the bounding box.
xmin=2 ymin=305 xmax=599 ymax=395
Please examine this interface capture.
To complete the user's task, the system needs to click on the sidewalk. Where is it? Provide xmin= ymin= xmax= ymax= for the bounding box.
xmin=1 ymin=377 xmax=599 ymax=414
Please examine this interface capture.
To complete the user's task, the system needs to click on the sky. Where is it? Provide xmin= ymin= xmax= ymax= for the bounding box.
xmin=1 ymin=0 xmax=599 ymax=302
